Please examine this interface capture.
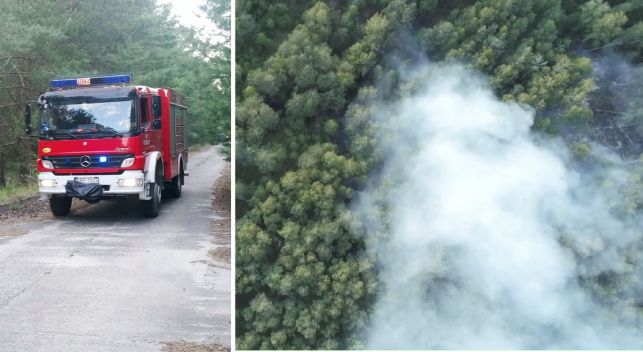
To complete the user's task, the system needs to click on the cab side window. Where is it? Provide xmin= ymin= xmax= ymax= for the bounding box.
xmin=140 ymin=97 xmax=149 ymax=129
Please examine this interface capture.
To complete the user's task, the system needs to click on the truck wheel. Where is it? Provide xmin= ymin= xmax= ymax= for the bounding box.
xmin=142 ymin=182 xmax=161 ymax=217
xmin=170 ymin=170 xmax=182 ymax=198
xmin=142 ymin=167 xmax=162 ymax=218
xmin=50 ymin=196 xmax=72 ymax=217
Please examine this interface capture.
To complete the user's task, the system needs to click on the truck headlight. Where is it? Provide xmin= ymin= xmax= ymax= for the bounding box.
xmin=39 ymin=179 xmax=57 ymax=187
xmin=41 ymin=160 xmax=54 ymax=169
xmin=117 ymin=178 xmax=143 ymax=187
xmin=121 ymin=158 xmax=135 ymax=167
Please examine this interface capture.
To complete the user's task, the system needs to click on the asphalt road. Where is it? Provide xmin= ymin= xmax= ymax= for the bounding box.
xmin=0 ymin=146 xmax=230 ymax=352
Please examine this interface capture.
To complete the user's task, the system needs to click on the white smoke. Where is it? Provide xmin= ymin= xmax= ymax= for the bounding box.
xmin=356 ymin=64 xmax=643 ymax=349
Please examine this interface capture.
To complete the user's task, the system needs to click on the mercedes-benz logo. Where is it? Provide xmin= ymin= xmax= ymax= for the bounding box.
xmin=80 ymin=155 xmax=92 ymax=168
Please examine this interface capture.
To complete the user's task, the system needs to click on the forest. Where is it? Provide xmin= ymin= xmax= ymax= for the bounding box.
xmin=236 ymin=0 xmax=643 ymax=349
xmin=0 ymin=0 xmax=230 ymax=198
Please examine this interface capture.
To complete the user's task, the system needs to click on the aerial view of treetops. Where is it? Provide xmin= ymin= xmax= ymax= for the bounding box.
xmin=235 ymin=0 xmax=643 ymax=349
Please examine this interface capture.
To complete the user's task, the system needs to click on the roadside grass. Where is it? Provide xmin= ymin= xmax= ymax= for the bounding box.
xmin=218 ymin=142 xmax=231 ymax=161
xmin=0 ymin=180 xmax=37 ymax=206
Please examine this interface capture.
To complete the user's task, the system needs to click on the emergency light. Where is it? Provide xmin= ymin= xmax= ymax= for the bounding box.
xmin=50 ymin=73 xmax=133 ymax=88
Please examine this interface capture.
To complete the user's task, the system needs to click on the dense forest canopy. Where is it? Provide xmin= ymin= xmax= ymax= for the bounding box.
xmin=0 ymin=0 xmax=230 ymax=189
xmin=236 ymin=0 xmax=643 ymax=349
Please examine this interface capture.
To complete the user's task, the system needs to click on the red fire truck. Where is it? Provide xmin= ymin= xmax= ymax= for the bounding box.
xmin=24 ymin=73 xmax=188 ymax=217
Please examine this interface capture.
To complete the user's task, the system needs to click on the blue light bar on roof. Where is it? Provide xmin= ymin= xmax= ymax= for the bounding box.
xmin=50 ymin=73 xmax=133 ymax=88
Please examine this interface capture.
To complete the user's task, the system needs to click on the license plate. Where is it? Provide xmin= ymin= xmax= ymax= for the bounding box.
xmin=74 ymin=177 xmax=99 ymax=184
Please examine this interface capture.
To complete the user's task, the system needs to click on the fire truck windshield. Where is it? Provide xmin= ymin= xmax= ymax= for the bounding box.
xmin=39 ymin=97 xmax=137 ymax=139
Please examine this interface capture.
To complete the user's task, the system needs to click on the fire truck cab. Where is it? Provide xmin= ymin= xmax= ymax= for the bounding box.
xmin=24 ymin=73 xmax=188 ymax=218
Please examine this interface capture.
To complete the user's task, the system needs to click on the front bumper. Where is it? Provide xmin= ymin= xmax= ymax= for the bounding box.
xmin=38 ymin=171 xmax=147 ymax=199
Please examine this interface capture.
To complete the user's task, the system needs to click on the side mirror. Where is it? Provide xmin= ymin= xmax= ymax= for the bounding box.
xmin=152 ymin=96 xmax=162 ymax=118
xmin=152 ymin=119 xmax=162 ymax=129
xmin=24 ymin=104 xmax=32 ymax=135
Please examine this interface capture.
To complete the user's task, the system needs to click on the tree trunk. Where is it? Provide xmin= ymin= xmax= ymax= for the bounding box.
xmin=0 ymin=152 xmax=6 ymax=188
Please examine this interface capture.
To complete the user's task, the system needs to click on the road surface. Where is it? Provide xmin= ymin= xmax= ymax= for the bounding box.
xmin=0 ymin=146 xmax=230 ymax=352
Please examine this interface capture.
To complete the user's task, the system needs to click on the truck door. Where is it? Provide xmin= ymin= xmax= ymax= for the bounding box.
xmin=140 ymin=96 xmax=162 ymax=154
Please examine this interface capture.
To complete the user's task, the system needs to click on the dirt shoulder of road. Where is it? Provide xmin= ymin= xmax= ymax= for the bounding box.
xmin=208 ymin=161 xmax=231 ymax=268
xmin=0 ymin=196 xmax=91 ymax=226
xmin=162 ymin=341 xmax=230 ymax=352
xmin=0 ymin=196 xmax=48 ymax=224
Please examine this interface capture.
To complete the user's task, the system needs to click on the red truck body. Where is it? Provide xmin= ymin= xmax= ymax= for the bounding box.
xmin=31 ymin=74 xmax=188 ymax=217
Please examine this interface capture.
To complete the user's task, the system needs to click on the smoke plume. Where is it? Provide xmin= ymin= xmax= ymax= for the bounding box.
xmin=356 ymin=64 xmax=643 ymax=349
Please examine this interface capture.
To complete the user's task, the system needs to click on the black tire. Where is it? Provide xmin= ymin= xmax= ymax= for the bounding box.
xmin=141 ymin=182 xmax=161 ymax=217
xmin=170 ymin=169 xmax=183 ymax=198
xmin=50 ymin=196 xmax=72 ymax=217
xmin=141 ymin=165 xmax=163 ymax=218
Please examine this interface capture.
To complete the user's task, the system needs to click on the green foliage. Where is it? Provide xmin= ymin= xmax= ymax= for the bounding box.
xmin=0 ymin=182 xmax=37 ymax=205
xmin=236 ymin=0 xmax=318 ymax=89
xmin=578 ymin=0 xmax=628 ymax=46
xmin=420 ymin=0 xmax=611 ymax=133
xmin=237 ymin=144 xmax=375 ymax=349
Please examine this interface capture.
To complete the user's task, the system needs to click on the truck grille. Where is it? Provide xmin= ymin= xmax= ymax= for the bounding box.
xmin=43 ymin=154 xmax=134 ymax=169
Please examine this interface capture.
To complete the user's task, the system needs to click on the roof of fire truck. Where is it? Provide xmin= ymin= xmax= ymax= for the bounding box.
xmin=45 ymin=73 xmax=161 ymax=95
xmin=43 ymin=73 xmax=184 ymax=105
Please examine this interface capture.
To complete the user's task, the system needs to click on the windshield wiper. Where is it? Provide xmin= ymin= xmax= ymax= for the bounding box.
xmin=99 ymin=129 xmax=123 ymax=137
xmin=46 ymin=130 xmax=78 ymax=139
xmin=70 ymin=130 xmax=123 ymax=138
